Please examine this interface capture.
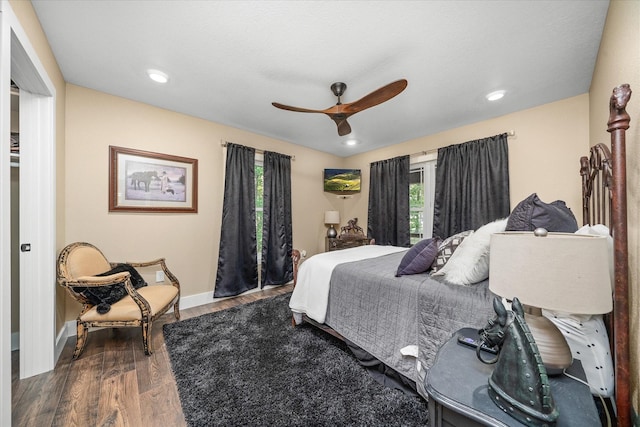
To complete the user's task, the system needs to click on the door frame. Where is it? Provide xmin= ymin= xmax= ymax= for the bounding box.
xmin=0 ymin=1 xmax=57 ymax=423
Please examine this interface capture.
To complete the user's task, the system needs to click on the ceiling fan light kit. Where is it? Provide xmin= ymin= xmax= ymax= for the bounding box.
xmin=272 ymin=79 xmax=408 ymax=136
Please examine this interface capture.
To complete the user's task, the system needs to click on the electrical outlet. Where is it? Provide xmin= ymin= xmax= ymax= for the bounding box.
xmin=301 ymin=250 xmax=307 ymax=258
xmin=155 ymin=271 xmax=165 ymax=282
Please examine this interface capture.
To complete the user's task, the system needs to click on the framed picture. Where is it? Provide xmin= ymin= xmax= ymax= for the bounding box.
xmin=109 ymin=146 xmax=198 ymax=213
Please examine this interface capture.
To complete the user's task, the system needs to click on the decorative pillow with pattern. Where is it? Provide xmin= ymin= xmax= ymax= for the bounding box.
xmin=430 ymin=230 xmax=473 ymax=274
xmin=435 ymin=218 xmax=508 ymax=285
xmin=396 ymin=238 xmax=440 ymax=277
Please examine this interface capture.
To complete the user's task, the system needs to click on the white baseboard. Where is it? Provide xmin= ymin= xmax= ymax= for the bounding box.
xmin=55 ymin=324 xmax=69 ymax=363
xmin=170 ymin=290 xmax=213 ymax=313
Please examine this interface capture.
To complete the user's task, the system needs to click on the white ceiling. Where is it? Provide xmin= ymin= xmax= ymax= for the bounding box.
xmin=31 ymin=1 xmax=609 ymax=157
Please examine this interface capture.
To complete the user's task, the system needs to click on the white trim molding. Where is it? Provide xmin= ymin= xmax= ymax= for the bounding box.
xmin=0 ymin=8 xmax=58 ymax=427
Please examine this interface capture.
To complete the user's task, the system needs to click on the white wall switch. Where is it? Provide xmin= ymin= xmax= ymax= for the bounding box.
xmin=155 ymin=271 xmax=165 ymax=282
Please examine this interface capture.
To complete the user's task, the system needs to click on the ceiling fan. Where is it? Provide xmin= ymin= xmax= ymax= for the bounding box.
xmin=272 ymin=79 xmax=408 ymax=136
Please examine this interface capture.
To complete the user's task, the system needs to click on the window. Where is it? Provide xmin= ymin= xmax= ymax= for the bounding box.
xmin=410 ymin=157 xmax=436 ymax=244
xmin=255 ymin=157 xmax=264 ymax=258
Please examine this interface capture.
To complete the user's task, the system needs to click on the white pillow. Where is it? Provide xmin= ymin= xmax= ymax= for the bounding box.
xmin=544 ymin=310 xmax=614 ymax=397
xmin=575 ymin=224 xmax=613 ymax=290
xmin=434 ymin=218 xmax=508 ymax=285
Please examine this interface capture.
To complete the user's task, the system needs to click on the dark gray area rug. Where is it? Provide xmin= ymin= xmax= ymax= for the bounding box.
xmin=163 ymin=293 xmax=428 ymax=426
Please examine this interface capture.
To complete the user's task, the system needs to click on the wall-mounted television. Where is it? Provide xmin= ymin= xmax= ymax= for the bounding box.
xmin=323 ymin=169 xmax=361 ymax=194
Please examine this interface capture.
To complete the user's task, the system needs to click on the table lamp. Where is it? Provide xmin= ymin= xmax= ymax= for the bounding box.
xmin=489 ymin=230 xmax=612 ymax=374
xmin=324 ymin=211 xmax=340 ymax=238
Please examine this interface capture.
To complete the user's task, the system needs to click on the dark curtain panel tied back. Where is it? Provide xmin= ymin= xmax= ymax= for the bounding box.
xmin=261 ymin=151 xmax=293 ymax=286
xmin=215 ymin=143 xmax=258 ymax=298
xmin=433 ymin=133 xmax=510 ymax=239
xmin=368 ymin=155 xmax=411 ymax=247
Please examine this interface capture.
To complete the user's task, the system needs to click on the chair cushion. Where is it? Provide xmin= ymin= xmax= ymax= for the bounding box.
xmin=80 ymin=285 xmax=179 ymax=322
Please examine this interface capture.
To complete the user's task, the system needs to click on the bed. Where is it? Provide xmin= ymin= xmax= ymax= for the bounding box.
xmin=289 ymin=84 xmax=632 ymax=425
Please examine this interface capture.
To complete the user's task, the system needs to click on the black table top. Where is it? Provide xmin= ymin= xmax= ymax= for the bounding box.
xmin=425 ymin=328 xmax=601 ymax=426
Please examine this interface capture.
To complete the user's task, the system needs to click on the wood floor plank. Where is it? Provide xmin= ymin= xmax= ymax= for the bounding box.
xmin=102 ymin=329 xmax=136 ymax=380
xmin=12 ymin=341 xmax=77 ymax=427
xmin=96 ymin=370 xmax=143 ymax=427
xmin=11 ymin=284 xmax=294 ymax=427
xmin=12 ymin=372 xmax=54 ymax=426
xmin=134 ymin=339 xmax=172 ymax=394
xmin=52 ymin=353 xmax=104 ymax=427
xmin=139 ymin=380 xmax=186 ymax=427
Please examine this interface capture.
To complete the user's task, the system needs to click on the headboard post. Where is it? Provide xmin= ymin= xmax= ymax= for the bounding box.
xmin=607 ymin=83 xmax=632 ymax=427
xmin=580 ymin=143 xmax=613 ymax=229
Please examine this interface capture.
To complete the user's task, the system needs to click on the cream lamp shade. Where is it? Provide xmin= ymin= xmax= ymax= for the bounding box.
xmin=489 ymin=231 xmax=612 ymax=372
xmin=324 ymin=211 xmax=340 ymax=238
xmin=324 ymin=211 xmax=340 ymax=225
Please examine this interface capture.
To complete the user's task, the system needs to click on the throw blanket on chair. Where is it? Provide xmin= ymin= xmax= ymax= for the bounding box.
xmin=72 ymin=263 xmax=147 ymax=314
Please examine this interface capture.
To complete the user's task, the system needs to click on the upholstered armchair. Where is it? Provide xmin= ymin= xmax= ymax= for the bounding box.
xmin=57 ymin=242 xmax=180 ymax=359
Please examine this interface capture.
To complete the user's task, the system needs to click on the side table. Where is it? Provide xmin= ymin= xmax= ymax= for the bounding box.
xmin=425 ymin=328 xmax=601 ymax=426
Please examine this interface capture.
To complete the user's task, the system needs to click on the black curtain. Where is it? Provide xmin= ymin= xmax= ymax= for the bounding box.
xmin=214 ymin=143 xmax=257 ymax=298
xmin=261 ymin=151 xmax=293 ymax=286
xmin=367 ymin=155 xmax=410 ymax=247
xmin=433 ymin=134 xmax=510 ymax=239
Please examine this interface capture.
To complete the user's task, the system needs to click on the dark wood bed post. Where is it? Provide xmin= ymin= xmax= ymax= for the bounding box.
xmin=608 ymin=83 xmax=632 ymax=427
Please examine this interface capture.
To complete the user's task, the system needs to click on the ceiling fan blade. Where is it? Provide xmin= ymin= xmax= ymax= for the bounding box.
xmin=345 ymin=79 xmax=408 ymax=113
xmin=272 ymin=102 xmax=325 ymax=114
xmin=331 ymin=117 xmax=352 ymax=136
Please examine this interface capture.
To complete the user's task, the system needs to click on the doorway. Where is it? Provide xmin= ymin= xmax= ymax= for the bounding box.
xmin=1 ymin=3 xmax=58 ymax=424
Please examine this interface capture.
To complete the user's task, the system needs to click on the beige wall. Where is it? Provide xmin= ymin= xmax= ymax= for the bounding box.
xmin=8 ymin=0 xmax=67 ymax=333
xmin=344 ymin=94 xmax=590 ymax=227
xmin=63 ymin=85 xmax=344 ymax=320
xmin=590 ymin=0 xmax=640 ymax=416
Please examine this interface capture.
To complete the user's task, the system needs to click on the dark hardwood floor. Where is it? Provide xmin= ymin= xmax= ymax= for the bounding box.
xmin=11 ymin=284 xmax=294 ymax=427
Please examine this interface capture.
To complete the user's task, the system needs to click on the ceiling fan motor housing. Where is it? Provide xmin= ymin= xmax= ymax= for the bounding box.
xmin=331 ymin=82 xmax=347 ymax=103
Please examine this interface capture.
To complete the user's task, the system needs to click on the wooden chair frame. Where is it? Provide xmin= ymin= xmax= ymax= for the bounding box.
xmin=57 ymin=242 xmax=181 ymax=359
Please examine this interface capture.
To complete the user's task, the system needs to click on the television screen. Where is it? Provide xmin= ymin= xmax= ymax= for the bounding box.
xmin=323 ymin=169 xmax=361 ymax=193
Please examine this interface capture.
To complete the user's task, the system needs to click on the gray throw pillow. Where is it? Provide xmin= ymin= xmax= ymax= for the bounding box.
xmin=396 ymin=238 xmax=440 ymax=277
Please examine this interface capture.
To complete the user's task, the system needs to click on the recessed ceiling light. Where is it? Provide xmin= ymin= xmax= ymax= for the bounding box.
xmin=343 ymin=139 xmax=359 ymax=146
xmin=486 ymin=90 xmax=506 ymax=101
xmin=147 ymin=69 xmax=169 ymax=84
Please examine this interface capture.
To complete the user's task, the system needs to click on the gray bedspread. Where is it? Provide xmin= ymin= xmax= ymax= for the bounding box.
xmin=324 ymin=251 xmax=496 ymax=392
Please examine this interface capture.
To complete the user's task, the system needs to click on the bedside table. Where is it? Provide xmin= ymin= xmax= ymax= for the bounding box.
xmin=425 ymin=328 xmax=600 ymax=427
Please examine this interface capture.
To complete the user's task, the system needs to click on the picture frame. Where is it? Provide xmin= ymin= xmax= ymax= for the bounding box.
xmin=109 ymin=145 xmax=198 ymax=213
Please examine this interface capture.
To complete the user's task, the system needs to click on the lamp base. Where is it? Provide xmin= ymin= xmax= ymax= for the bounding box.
xmin=327 ymin=225 xmax=337 ymax=238
xmin=523 ymin=305 xmax=572 ymax=374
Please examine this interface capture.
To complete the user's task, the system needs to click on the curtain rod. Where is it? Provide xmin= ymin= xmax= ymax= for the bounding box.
xmin=409 ymin=130 xmax=516 ymax=158
xmin=220 ymin=140 xmax=295 ymax=161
